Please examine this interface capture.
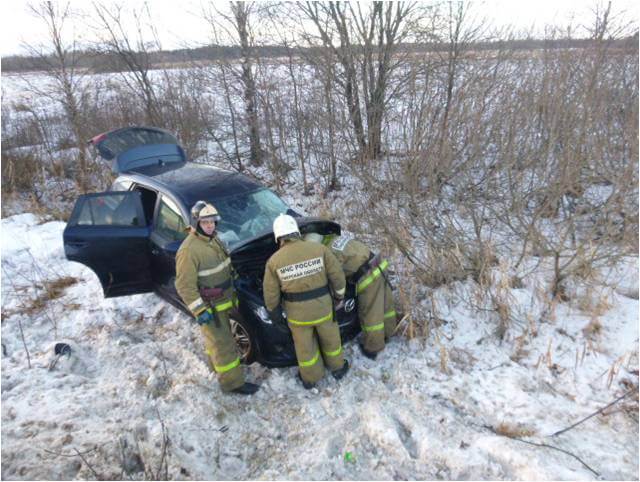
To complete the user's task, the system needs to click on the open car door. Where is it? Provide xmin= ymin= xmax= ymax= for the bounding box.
xmin=63 ymin=191 xmax=153 ymax=298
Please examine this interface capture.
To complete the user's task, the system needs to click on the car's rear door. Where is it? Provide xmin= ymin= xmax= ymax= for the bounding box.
xmin=149 ymin=194 xmax=189 ymax=308
xmin=63 ymin=191 xmax=153 ymax=297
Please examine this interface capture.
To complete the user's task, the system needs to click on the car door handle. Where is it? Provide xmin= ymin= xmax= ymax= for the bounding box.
xmin=67 ymin=241 xmax=88 ymax=248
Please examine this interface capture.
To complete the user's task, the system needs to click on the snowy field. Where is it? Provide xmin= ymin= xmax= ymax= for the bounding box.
xmin=1 ymin=212 xmax=637 ymax=480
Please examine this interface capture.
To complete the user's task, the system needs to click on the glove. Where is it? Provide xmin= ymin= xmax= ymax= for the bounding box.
xmin=199 ymin=287 xmax=224 ymax=300
xmin=196 ymin=308 xmax=214 ymax=325
xmin=267 ymin=307 xmax=285 ymax=326
xmin=334 ymin=298 xmax=345 ymax=311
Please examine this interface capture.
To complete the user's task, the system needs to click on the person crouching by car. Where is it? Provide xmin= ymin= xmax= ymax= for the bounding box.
xmin=175 ymin=201 xmax=259 ymax=395
xmin=304 ymin=231 xmax=396 ymax=360
xmin=263 ymin=214 xmax=350 ymax=389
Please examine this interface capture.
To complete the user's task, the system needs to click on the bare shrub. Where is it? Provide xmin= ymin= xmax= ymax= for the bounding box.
xmin=1 ymin=149 xmax=41 ymax=194
xmin=346 ymin=4 xmax=637 ymax=343
xmin=574 ymin=288 xmax=613 ymax=316
xmin=20 ymin=2 xmax=93 ymax=193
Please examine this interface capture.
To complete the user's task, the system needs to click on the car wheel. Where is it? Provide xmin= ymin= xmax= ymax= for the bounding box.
xmin=230 ymin=317 xmax=256 ymax=364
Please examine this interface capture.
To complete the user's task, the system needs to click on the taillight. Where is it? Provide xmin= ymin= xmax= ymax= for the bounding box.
xmin=89 ymin=132 xmax=107 ymax=145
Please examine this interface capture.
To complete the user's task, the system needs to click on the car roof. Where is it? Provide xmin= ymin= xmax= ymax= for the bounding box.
xmin=119 ymin=163 xmax=264 ymax=210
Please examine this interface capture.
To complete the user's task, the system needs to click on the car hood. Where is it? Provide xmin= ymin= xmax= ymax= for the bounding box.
xmin=230 ymin=217 xmax=341 ymax=277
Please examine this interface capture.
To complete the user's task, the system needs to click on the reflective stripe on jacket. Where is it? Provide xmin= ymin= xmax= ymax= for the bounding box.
xmin=357 ymin=259 xmax=389 ymax=294
xmin=175 ymin=230 xmax=234 ymax=316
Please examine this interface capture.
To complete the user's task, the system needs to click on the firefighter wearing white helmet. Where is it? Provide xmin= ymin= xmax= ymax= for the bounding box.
xmin=263 ymin=214 xmax=350 ymax=389
xmin=175 ymin=201 xmax=259 ymax=395
xmin=304 ymin=231 xmax=397 ymax=360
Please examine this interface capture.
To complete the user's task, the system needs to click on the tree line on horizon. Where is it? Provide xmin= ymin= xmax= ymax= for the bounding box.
xmin=3 ymin=35 xmax=637 ymax=74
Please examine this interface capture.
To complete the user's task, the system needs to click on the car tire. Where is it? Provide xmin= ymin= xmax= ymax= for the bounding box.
xmin=229 ymin=317 xmax=257 ymax=364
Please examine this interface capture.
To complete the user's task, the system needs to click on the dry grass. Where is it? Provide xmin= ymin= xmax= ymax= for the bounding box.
xmin=1 ymin=149 xmax=41 ymax=194
xmin=582 ymin=317 xmax=603 ymax=339
xmin=23 ymin=276 xmax=80 ymax=315
xmin=510 ymin=276 xmax=525 ymax=289
xmin=448 ymin=347 xmax=477 ymax=369
xmin=574 ymin=286 xmax=613 ymax=316
xmin=28 ymin=194 xmax=73 ymax=223
xmin=510 ymin=330 xmax=530 ymax=363
xmin=606 ymin=352 xmax=636 ymax=389
xmin=439 ymin=344 xmax=450 ymax=374
xmin=494 ymin=421 xmax=536 ymax=438
xmin=469 ymin=244 xmax=500 ymax=288
xmin=46 ymin=276 xmax=79 ymax=298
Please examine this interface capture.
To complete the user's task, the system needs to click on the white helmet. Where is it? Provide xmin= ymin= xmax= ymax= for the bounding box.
xmin=304 ymin=232 xmax=324 ymax=244
xmin=191 ymin=200 xmax=221 ymax=226
xmin=273 ymin=214 xmax=300 ymax=242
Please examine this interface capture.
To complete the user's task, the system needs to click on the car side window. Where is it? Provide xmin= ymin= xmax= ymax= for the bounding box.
xmin=155 ymin=197 xmax=187 ymax=242
xmin=76 ymin=193 xmax=141 ymax=227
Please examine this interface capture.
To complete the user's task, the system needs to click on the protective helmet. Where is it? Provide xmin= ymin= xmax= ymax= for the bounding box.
xmin=273 ymin=214 xmax=300 ymax=242
xmin=304 ymin=232 xmax=324 ymax=244
xmin=191 ymin=200 xmax=221 ymax=226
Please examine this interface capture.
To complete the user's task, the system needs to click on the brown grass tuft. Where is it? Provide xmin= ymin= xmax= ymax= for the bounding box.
xmin=23 ymin=276 xmax=80 ymax=315
xmin=46 ymin=276 xmax=79 ymax=298
xmin=574 ymin=287 xmax=612 ymax=316
xmin=582 ymin=317 xmax=603 ymax=339
xmin=494 ymin=421 xmax=536 ymax=438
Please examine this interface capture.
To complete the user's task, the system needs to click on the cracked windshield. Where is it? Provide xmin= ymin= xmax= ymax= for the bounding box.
xmin=214 ymin=188 xmax=288 ymax=249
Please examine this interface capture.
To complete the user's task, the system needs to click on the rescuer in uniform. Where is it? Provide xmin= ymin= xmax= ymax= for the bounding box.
xmin=263 ymin=214 xmax=350 ymax=388
xmin=175 ymin=201 xmax=259 ymax=395
xmin=305 ymin=231 xmax=396 ymax=360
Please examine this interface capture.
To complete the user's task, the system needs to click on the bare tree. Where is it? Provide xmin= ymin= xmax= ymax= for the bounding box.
xmin=298 ymin=1 xmax=419 ymax=161
xmin=201 ymin=2 xmax=264 ymax=168
xmin=91 ymin=1 xmax=162 ymax=126
xmin=231 ymin=2 xmax=263 ymax=166
xmin=21 ymin=1 xmax=91 ymax=192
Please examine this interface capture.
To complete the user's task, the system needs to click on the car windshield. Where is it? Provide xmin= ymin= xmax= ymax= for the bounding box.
xmin=214 ymin=188 xmax=289 ymax=249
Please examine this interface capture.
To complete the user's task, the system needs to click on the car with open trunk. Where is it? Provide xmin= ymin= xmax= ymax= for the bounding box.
xmin=62 ymin=126 xmax=360 ymax=367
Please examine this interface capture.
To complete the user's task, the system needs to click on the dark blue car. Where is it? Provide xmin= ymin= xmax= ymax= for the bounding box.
xmin=63 ymin=126 xmax=360 ymax=367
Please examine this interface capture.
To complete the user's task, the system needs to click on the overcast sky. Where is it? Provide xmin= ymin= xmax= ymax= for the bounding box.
xmin=1 ymin=0 xmax=638 ymax=57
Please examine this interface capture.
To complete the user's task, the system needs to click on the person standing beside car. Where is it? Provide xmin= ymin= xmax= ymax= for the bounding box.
xmin=263 ymin=214 xmax=350 ymax=389
xmin=175 ymin=201 xmax=259 ymax=395
xmin=304 ymin=231 xmax=397 ymax=360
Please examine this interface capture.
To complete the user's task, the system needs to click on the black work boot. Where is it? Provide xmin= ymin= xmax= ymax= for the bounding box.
xmin=359 ymin=343 xmax=378 ymax=360
xmin=298 ymin=372 xmax=316 ymax=390
xmin=331 ymin=359 xmax=350 ymax=380
xmin=231 ymin=382 xmax=260 ymax=395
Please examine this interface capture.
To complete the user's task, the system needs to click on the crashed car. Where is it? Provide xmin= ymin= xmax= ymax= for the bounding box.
xmin=62 ymin=126 xmax=360 ymax=367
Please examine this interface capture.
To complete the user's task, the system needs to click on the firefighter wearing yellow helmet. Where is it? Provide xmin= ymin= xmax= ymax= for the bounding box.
xmin=304 ymin=231 xmax=397 ymax=360
xmin=263 ymin=214 xmax=350 ymax=389
xmin=175 ymin=201 xmax=259 ymax=395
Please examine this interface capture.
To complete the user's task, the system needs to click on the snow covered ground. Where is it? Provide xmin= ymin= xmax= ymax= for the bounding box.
xmin=1 ymin=213 xmax=638 ymax=480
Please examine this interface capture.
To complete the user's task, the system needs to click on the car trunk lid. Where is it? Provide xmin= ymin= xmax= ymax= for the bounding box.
xmin=89 ymin=126 xmax=186 ymax=174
